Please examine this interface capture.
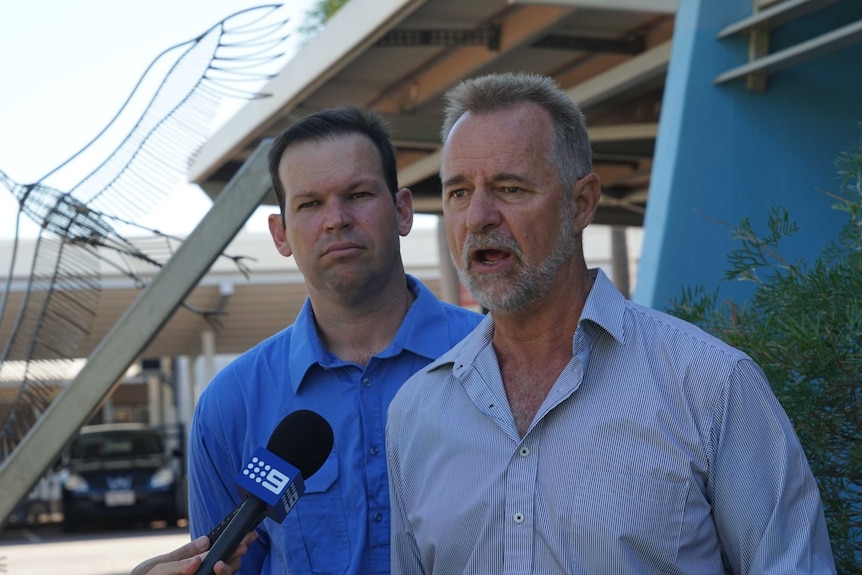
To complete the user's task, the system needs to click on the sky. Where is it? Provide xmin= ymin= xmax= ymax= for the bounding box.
xmin=0 ymin=0 xmax=317 ymax=240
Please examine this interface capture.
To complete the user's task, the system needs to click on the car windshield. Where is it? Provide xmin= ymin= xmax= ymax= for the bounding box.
xmin=70 ymin=430 xmax=164 ymax=459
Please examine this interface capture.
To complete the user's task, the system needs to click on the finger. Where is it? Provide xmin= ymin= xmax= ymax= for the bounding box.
xmin=230 ymin=530 xmax=259 ymax=560
xmin=130 ymin=536 xmax=209 ymax=575
xmin=214 ymin=530 xmax=259 ymax=575
xmin=136 ymin=554 xmax=203 ymax=575
xmin=167 ymin=536 xmax=212 ymax=562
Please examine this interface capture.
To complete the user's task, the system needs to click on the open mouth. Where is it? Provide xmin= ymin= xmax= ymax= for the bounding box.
xmin=473 ymin=248 xmax=511 ymax=267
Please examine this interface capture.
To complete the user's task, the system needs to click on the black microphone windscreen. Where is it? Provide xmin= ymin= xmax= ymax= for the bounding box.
xmin=266 ymin=409 xmax=333 ymax=480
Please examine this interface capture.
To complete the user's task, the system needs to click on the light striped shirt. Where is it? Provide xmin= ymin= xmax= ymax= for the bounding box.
xmin=386 ymin=268 xmax=835 ymax=574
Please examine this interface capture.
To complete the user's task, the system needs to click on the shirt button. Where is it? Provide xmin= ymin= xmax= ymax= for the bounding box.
xmin=373 ymin=512 xmax=383 ymax=522
xmin=519 ymin=446 xmax=530 ymax=458
xmin=363 ymin=378 xmax=372 ymax=388
xmin=513 ymin=513 xmax=525 ymax=524
xmin=370 ymin=446 xmax=380 ymax=456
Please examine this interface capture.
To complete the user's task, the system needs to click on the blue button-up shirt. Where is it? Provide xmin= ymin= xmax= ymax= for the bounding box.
xmin=189 ymin=275 xmax=481 ymax=574
xmin=387 ymin=269 xmax=835 ymax=574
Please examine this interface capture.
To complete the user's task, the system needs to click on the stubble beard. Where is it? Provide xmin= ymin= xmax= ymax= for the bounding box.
xmin=456 ymin=210 xmax=576 ymax=313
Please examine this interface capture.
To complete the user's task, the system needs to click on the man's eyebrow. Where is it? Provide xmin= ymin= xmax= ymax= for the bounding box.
xmin=289 ymin=177 xmax=381 ymax=200
xmin=491 ymin=173 xmax=529 ymax=185
xmin=441 ymin=174 xmax=466 ymax=189
xmin=288 ymin=190 xmax=318 ymax=204
xmin=442 ymin=173 xmax=530 ymax=188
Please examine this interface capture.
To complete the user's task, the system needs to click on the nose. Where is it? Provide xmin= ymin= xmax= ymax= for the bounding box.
xmin=465 ymin=186 xmax=501 ymax=232
xmin=323 ymin=198 xmax=353 ymax=231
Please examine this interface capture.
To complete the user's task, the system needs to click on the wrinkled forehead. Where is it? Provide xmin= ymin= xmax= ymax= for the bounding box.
xmin=441 ymin=104 xmax=554 ymax=177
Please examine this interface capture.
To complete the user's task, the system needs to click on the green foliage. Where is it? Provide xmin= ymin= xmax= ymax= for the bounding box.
xmin=669 ymin=138 xmax=862 ymax=573
xmin=298 ymin=0 xmax=351 ymax=39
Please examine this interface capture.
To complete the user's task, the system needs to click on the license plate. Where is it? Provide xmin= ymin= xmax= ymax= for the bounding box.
xmin=105 ymin=490 xmax=136 ymax=507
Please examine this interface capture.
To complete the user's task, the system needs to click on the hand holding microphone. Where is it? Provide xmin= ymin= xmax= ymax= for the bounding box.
xmin=131 ymin=532 xmax=257 ymax=575
xmin=196 ymin=409 xmax=334 ymax=575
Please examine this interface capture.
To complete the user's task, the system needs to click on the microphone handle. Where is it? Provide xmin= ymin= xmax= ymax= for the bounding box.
xmin=206 ymin=501 xmax=242 ymax=547
xmin=195 ymin=497 xmax=266 ymax=575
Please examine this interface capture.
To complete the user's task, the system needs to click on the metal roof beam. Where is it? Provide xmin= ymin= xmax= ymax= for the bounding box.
xmin=589 ymin=122 xmax=658 ymax=142
xmin=396 ymin=123 xmax=656 ymax=188
xmin=399 ymin=149 xmax=443 ymax=188
xmin=508 ymin=0 xmax=677 ymax=14
xmin=566 ymin=40 xmax=671 ymax=109
xmin=376 ymin=26 xmax=501 ymax=48
xmin=370 ymin=5 xmax=574 ymax=114
xmin=533 ymin=33 xmax=644 ymax=53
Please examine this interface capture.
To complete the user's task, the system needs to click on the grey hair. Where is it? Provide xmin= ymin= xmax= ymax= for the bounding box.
xmin=440 ymin=72 xmax=592 ymax=192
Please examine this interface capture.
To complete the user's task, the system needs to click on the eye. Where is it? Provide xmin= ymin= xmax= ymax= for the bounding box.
xmin=296 ymin=200 xmax=320 ymax=210
xmin=350 ymin=191 xmax=372 ymax=200
xmin=503 ymin=186 xmax=521 ymax=194
xmin=448 ymin=188 xmax=467 ymax=199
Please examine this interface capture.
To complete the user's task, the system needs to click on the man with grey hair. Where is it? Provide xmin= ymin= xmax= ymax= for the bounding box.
xmin=386 ymin=72 xmax=834 ymax=573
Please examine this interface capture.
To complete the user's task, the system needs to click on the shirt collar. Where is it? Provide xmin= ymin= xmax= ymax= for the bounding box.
xmin=444 ymin=267 xmax=627 ymax=379
xmin=580 ymin=267 xmax=627 ymax=346
xmin=288 ymin=275 xmax=460 ymax=393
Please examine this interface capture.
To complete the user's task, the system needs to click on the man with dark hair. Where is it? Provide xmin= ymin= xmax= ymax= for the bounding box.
xmin=387 ymin=72 xmax=835 ymax=574
xmin=188 ymin=106 xmax=481 ymax=574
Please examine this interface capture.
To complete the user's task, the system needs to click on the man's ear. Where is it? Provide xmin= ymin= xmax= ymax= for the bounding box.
xmin=395 ymin=188 xmax=414 ymax=237
xmin=572 ymin=173 xmax=601 ymax=233
xmin=268 ymin=213 xmax=293 ymax=257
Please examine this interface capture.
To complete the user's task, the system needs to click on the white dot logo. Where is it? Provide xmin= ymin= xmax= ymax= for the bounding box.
xmin=244 ymin=456 xmax=270 ymax=480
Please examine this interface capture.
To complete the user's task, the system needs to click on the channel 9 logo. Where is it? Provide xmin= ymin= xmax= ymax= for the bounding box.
xmin=242 ymin=454 xmax=291 ymax=495
xmin=236 ymin=447 xmax=304 ymax=522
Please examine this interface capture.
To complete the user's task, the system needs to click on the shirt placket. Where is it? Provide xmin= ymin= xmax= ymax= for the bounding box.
xmin=359 ymin=366 xmax=390 ymax=565
xmin=503 ymin=433 xmax=540 ymax=574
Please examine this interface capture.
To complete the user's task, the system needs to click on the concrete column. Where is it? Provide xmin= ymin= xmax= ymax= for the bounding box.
xmin=147 ymin=372 xmax=161 ymax=426
xmin=175 ymin=356 xmax=196 ymax=431
xmin=101 ymin=397 xmax=114 ymax=424
xmin=159 ymin=356 xmax=177 ymax=426
xmin=201 ymin=330 xmax=217 ymax=394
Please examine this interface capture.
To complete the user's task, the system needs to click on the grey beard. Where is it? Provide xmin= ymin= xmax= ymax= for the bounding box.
xmin=455 ymin=213 xmax=576 ymax=313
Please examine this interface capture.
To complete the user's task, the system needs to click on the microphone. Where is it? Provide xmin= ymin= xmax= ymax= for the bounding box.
xmin=196 ymin=409 xmax=334 ymax=575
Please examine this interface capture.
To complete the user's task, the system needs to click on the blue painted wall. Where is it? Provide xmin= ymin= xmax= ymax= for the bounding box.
xmin=635 ymin=0 xmax=862 ymax=310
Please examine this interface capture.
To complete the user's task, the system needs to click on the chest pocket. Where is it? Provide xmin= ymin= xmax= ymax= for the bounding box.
xmin=277 ymin=452 xmax=350 ymax=574
xmin=559 ymin=471 xmax=689 ymax=570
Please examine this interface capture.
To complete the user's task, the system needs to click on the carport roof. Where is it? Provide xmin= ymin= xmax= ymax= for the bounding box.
xmin=189 ymin=0 xmax=677 ymax=227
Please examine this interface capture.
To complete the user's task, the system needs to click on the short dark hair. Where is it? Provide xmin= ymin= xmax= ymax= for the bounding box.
xmin=267 ymin=106 xmax=399 ymax=217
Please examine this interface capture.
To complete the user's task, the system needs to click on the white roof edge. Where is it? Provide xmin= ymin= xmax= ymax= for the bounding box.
xmin=189 ymin=0 xmax=427 ymax=183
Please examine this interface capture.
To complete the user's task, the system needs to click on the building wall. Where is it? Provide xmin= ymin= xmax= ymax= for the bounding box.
xmin=637 ymin=0 xmax=862 ymax=309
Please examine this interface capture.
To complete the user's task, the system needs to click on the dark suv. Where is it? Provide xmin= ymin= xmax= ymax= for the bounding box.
xmin=59 ymin=423 xmax=183 ymax=531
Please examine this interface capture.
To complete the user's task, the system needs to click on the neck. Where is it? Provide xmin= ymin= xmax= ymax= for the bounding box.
xmin=491 ymin=267 xmax=594 ymax=436
xmin=492 ymin=265 xmax=594 ymax=358
xmin=311 ymin=273 xmax=415 ymax=366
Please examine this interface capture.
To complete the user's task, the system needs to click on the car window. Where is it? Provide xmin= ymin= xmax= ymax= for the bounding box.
xmin=70 ymin=431 xmax=164 ymax=459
